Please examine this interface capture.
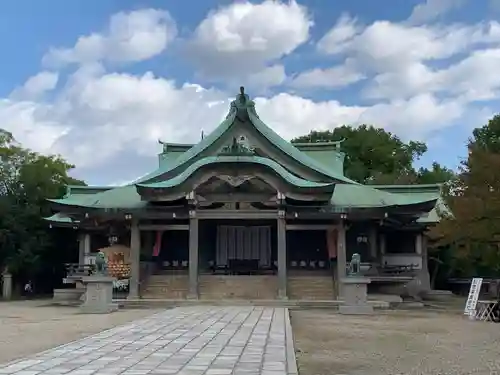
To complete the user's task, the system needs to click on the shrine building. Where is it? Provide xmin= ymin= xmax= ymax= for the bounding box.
xmin=46 ymin=88 xmax=443 ymax=301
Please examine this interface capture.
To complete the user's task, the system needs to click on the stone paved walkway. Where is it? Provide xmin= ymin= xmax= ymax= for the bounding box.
xmin=0 ymin=307 xmax=297 ymax=375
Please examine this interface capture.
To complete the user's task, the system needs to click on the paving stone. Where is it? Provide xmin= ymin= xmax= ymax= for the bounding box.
xmin=0 ymin=307 xmax=294 ymax=375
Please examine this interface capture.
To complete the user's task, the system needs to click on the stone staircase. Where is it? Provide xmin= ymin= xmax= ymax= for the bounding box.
xmin=199 ymin=275 xmax=278 ymax=299
xmin=141 ymin=274 xmax=335 ymax=300
xmin=140 ymin=274 xmax=189 ymax=299
xmin=287 ymin=275 xmax=335 ymax=300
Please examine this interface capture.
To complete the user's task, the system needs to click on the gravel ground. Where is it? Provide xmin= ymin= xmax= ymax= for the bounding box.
xmin=0 ymin=300 xmax=162 ymax=365
xmin=291 ymin=309 xmax=500 ymax=375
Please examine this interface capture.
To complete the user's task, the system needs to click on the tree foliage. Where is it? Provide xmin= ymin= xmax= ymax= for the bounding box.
xmin=292 ymin=125 xmax=454 ymax=185
xmin=429 ymin=115 xmax=500 ymax=277
xmin=0 ymin=129 xmax=84 ymax=290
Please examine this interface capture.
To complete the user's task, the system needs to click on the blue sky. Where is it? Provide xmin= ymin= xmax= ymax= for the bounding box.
xmin=0 ymin=0 xmax=499 ymax=184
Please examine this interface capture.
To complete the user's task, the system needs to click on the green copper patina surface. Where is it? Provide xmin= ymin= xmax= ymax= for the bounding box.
xmin=135 ymin=88 xmax=356 ymax=185
xmin=137 ymin=156 xmax=335 ymax=190
xmin=45 ymin=88 xmax=443 ymax=223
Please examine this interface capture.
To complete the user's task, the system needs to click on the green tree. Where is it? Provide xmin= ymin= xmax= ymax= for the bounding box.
xmin=292 ymin=125 xmax=453 ymax=184
xmin=416 ymin=162 xmax=456 ymax=185
xmin=0 ymin=129 xmax=84 ymax=292
xmin=430 ymin=114 xmax=500 ymax=277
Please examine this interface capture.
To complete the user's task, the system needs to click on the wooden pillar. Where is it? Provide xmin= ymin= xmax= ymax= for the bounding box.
xmin=128 ymin=219 xmax=140 ymax=299
xmin=277 ymin=211 xmax=287 ymax=299
xmin=336 ymin=220 xmax=347 ymax=297
xmin=78 ymin=233 xmax=85 ymax=265
xmin=415 ymin=233 xmax=423 ymax=255
xmin=379 ymin=233 xmax=386 ymax=264
xmin=188 ymin=212 xmax=199 ymax=299
xmin=78 ymin=233 xmax=91 ymax=265
xmin=417 ymin=233 xmax=431 ymax=290
xmin=369 ymin=227 xmax=377 ymax=260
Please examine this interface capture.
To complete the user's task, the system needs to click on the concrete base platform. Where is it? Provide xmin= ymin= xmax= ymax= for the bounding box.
xmin=80 ymin=302 xmax=119 ymax=314
xmin=339 ymin=305 xmax=374 ymax=315
xmin=52 ymin=288 xmax=85 ymax=305
xmin=115 ymin=298 xmax=391 ymax=310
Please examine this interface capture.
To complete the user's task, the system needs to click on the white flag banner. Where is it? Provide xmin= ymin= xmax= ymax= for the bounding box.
xmin=464 ymin=278 xmax=483 ymax=316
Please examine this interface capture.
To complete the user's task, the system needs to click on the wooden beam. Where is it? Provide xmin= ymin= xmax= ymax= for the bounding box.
xmin=285 ymin=224 xmax=333 ymax=230
xmin=198 ymin=193 xmax=276 ymax=203
xmin=138 ymin=224 xmax=189 ymax=231
xmin=196 ymin=210 xmax=278 ymax=220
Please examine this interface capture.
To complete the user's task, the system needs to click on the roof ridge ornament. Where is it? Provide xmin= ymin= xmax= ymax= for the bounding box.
xmin=225 ymin=86 xmax=256 ymax=120
xmin=239 ymin=86 xmax=246 ymax=104
xmin=218 ymin=136 xmax=255 ymax=156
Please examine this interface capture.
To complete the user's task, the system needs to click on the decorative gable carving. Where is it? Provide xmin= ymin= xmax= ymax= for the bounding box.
xmin=218 ymin=175 xmax=253 ymax=187
xmin=218 ymin=136 xmax=255 ymax=156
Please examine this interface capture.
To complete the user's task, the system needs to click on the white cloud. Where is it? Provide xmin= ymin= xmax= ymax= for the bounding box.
xmin=319 ymin=19 xmax=500 ymax=68
xmin=0 ymin=66 xmax=466 ymax=184
xmin=10 ymin=71 xmax=59 ymax=100
xmin=242 ymin=65 xmax=287 ymax=90
xmin=363 ymin=46 xmax=500 ymax=101
xmin=317 ymin=13 xmax=361 ymax=55
xmin=186 ymin=0 xmax=312 ymax=88
xmin=315 ymin=7 xmax=500 ymax=100
xmin=0 ymin=99 xmax=66 ymax=152
xmin=255 ymin=92 xmax=462 ymax=141
xmin=290 ymin=59 xmax=365 ymax=89
xmin=43 ymin=9 xmax=176 ymax=67
xmin=407 ymin=0 xmax=464 ymax=25
xmin=438 ymin=48 xmax=500 ymax=100
xmin=1 ymin=2 xmax=498 ymax=184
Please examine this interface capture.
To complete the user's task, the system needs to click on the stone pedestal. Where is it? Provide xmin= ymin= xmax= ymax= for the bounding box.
xmin=2 ymin=272 xmax=12 ymax=300
xmin=80 ymin=276 xmax=118 ymax=314
xmin=339 ymin=277 xmax=373 ymax=315
xmin=53 ymin=288 xmax=85 ymax=305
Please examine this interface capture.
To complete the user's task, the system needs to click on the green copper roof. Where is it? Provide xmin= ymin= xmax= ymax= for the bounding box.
xmin=45 ymin=213 xmax=73 ymax=223
xmin=65 ymin=185 xmax=113 ymax=196
xmin=44 ymin=213 xmax=79 ymax=226
xmin=137 ymin=156 xmax=335 ymax=191
xmin=293 ymin=142 xmax=345 ymax=176
xmin=49 ymin=185 xmax=145 ymax=210
xmin=137 ymin=91 xmax=357 ymax=185
xmin=331 ymin=184 xmax=439 ymax=208
xmin=46 ymin=90 xmax=442 ymax=221
xmin=372 ymin=184 xmax=445 ymax=222
xmin=136 ymin=111 xmax=238 ymax=183
xmin=246 ymin=110 xmax=356 ymax=184
xmin=49 ymin=181 xmax=438 ymax=212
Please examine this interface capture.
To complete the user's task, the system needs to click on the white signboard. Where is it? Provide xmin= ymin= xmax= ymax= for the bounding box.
xmin=464 ymin=278 xmax=483 ymax=316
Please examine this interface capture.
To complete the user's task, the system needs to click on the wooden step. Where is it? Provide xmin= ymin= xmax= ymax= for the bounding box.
xmin=287 ymin=276 xmax=335 ymax=300
xmin=199 ymin=275 xmax=278 ymax=300
xmin=141 ymin=274 xmax=189 ymax=299
xmin=142 ymin=274 xmax=335 ymax=300
xmin=116 ymin=298 xmax=391 ymax=310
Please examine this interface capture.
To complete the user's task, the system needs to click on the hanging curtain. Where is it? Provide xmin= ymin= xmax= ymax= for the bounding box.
xmin=216 ymin=225 xmax=271 ymax=267
xmin=326 ymin=228 xmax=337 ymax=259
xmin=152 ymin=231 xmax=163 ymax=257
